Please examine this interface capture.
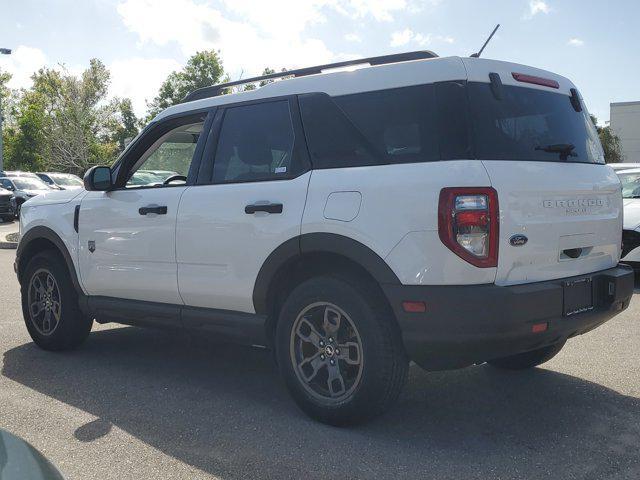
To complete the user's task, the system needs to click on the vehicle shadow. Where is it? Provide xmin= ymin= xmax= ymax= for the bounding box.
xmin=3 ymin=326 xmax=640 ymax=480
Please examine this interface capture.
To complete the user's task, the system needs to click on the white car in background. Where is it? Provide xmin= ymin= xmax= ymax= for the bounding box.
xmin=617 ymin=167 xmax=640 ymax=269
xmin=610 ymin=163 xmax=640 ymax=172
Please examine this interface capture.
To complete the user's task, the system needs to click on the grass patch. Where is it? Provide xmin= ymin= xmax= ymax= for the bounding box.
xmin=5 ymin=232 xmax=19 ymax=243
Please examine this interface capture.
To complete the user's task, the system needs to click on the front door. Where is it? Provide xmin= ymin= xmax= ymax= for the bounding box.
xmin=78 ymin=111 xmax=210 ymax=304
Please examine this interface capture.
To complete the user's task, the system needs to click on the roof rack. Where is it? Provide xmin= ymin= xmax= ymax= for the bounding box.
xmin=182 ymin=50 xmax=438 ymax=103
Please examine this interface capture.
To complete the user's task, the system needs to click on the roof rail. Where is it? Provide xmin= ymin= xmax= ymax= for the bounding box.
xmin=182 ymin=50 xmax=438 ymax=103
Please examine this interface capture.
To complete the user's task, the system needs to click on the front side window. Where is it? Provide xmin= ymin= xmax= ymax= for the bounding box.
xmin=125 ymin=119 xmax=205 ymax=188
xmin=212 ymin=100 xmax=296 ymax=183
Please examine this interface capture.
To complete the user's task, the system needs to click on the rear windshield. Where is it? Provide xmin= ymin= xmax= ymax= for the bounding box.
xmin=468 ymin=82 xmax=604 ymax=164
xmin=299 ymin=81 xmax=604 ymax=169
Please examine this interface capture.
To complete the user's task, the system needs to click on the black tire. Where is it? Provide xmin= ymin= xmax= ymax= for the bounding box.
xmin=275 ymin=275 xmax=408 ymax=426
xmin=0 ymin=215 xmax=13 ymax=223
xmin=487 ymin=341 xmax=566 ymax=370
xmin=21 ymin=250 xmax=93 ymax=351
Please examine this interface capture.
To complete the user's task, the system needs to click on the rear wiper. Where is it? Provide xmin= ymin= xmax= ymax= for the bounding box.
xmin=535 ymin=143 xmax=577 ymax=161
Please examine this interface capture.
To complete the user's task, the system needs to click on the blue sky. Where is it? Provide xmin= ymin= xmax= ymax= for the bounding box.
xmin=1 ymin=0 xmax=638 ymax=122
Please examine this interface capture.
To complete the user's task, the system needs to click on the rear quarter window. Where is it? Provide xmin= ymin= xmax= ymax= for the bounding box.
xmin=299 ymin=84 xmax=440 ymax=169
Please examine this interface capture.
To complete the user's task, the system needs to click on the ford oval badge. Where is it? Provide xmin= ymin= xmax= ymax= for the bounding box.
xmin=509 ymin=234 xmax=528 ymax=247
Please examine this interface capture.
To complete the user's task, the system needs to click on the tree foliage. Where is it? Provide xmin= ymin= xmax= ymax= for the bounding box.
xmin=591 ymin=115 xmax=624 ymax=163
xmin=0 ymin=50 xmax=281 ymax=175
xmin=147 ymin=50 xmax=225 ymax=118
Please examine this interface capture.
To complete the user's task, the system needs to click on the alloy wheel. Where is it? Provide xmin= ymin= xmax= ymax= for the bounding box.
xmin=27 ymin=268 xmax=62 ymax=336
xmin=290 ymin=302 xmax=364 ymax=403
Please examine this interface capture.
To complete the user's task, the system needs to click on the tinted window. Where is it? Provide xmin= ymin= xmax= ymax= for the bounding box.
xmin=212 ymin=101 xmax=296 ymax=183
xmin=0 ymin=179 xmax=12 ymax=189
xmin=468 ymin=82 xmax=604 ymax=164
xmin=300 ymin=85 xmax=439 ymax=169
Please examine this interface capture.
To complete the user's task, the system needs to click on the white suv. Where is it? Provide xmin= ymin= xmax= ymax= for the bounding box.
xmin=15 ymin=51 xmax=634 ymax=425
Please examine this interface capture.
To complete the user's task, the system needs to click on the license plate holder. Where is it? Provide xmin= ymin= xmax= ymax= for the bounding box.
xmin=563 ymin=277 xmax=594 ymax=316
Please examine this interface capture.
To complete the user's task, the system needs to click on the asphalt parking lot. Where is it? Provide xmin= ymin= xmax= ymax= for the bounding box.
xmin=1 ymin=248 xmax=639 ymax=480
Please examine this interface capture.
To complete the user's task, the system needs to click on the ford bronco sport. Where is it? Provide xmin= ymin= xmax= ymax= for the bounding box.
xmin=15 ymin=51 xmax=634 ymax=425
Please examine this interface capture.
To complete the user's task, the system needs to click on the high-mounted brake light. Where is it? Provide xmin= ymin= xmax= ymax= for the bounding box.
xmin=512 ymin=72 xmax=559 ymax=89
xmin=438 ymin=187 xmax=499 ymax=268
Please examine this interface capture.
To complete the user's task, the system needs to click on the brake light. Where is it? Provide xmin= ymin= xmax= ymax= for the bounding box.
xmin=512 ymin=72 xmax=559 ymax=89
xmin=438 ymin=187 xmax=499 ymax=268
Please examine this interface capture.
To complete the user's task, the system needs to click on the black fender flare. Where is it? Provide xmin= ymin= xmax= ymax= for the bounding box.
xmin=252 ymin=233 xmax=400 ymax=314
xmin=16 ymin=226 xmax=83 ymax=294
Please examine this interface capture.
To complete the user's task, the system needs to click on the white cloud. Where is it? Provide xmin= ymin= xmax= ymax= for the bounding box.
xmin=524 ymin=0 xmax=551 ymax=18
xmin=109 ymin=57 xmax=182 ymax=115
xmin=344 ymin=32 xmax=362 ymax=43
xmin=390 ymin=28 xmax=414 ymax=47
xmin=390 ymin=30 xmax=454 ymax=48
xmin=567 ymin=37 xmax=584 ymax=47
xmin=0 ymin=45 xmax=47 ymax=90
xmin=117 ymin=0 xmax=334 ymax=76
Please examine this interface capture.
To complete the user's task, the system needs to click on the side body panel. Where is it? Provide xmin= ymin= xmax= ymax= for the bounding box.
xmin=176 ymin=173 xmax=311 ymax=313
xmin=77 ymin=188 xmax=186 ymax=304
xmin=302 ymin=161 xmax=496 ymax=285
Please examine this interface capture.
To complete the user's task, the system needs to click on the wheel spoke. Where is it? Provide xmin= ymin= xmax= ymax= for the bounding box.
xmin=296 ymin=317 xmax=323 ymax=347
xmin=337 ymin=342 xmax=361 ymax=366
xmin=327 ymin=363 xmax=346 ymax=397
xmin=51 ymin=300 xmax=62 ymax=320
xmin=42 ymin=310 xmax=52 ymax=334
xmin=323 ymin=306 xmax=341 ymax=335
xmin=298 ymin=353 xmax=324 ymax=382
xmin=46 ymin=274 xmax=56 ymax=293
xmin=32 ymin=276 xmax=45 ymax=296
xmin=29 ymin=301 xmax=43 ymax=317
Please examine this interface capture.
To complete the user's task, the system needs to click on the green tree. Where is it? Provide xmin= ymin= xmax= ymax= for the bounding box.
xmin=591 ymin=115 xmax=623 ymax=164
xmin=147 ymin=50 xmax=225 ymax=118
xmin=3 ymin=90 xmax=48 ymax=172
xmin=107 ymin=98 xmax=139 ymax=152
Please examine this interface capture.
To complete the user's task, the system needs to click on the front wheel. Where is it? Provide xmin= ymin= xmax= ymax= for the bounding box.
xmin=21 ymin=251 xmax=93 ymax=351
xmin=276 ymin=276 xmax=408 ymax=426
xmin=487 ymin=341 xmax=566 ymax=370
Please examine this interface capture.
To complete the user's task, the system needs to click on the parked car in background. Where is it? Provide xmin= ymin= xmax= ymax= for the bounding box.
xmin=616 ymin=167 xmax=640 ymax=270
xmin=610 ymin=163 xmax=640 ymax=172
xmin=0 ymin=186 xmax=13 ymax=222
xmin=3 ymin=170 xmax=41 ymax=179
xmin=36 ymin=172 xmax=84 ymax=190
xmin=128 ymin=169 xmax=180 ymax=187
xmin=0 ymin=176 xmax=53 ymax=218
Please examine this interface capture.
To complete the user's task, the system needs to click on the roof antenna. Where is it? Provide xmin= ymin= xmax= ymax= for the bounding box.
xmin=471 ymin=24 xmax=500 ymax=58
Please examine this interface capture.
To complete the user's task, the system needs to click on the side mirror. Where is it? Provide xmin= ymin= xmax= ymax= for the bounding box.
xmin=84 ymin=166 xmax=113 ymax=191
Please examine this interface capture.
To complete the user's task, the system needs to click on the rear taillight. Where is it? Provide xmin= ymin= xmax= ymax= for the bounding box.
xmin=438 ymin=187 xmax=499 ymax=268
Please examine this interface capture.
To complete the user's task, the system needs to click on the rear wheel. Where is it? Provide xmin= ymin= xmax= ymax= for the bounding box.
xmin=276 ymin=276 xmax=408 ymax=426
xmin=487 ymin=341 xmax=566 ymax=370
xmin=21 ymin=251 xmax=93 ymax=351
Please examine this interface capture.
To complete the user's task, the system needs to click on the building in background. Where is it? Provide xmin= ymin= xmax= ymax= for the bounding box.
xmin=611 ymin=101 xmax=640 ymax=163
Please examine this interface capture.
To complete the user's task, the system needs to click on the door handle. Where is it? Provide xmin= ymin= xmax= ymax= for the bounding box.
xmin=245 ymin=202 xmax=283 ymax=214
xmin=139 ymin=205 xmax=168 ymax=215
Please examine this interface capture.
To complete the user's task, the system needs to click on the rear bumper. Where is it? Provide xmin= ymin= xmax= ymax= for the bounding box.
xmin=382 ymin=264 xmax=634 ymax=371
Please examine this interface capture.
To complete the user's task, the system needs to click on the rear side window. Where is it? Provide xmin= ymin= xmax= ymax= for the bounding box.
xmin=300 ymin=85 xmax=439 ymax=169
xmin=212 ymin=100 xmax=297 ymax=183
xmin=468 ymin=82 xmax=604 ymax=164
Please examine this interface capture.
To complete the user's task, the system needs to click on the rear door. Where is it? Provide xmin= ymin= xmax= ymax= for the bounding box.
xmin=78 ymin=111 xmax=210 ymax=304
xmin=462 ymin=59 xmax=620 ymax=286
xmin=176 ymin=96 xmax=311 ymax=313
